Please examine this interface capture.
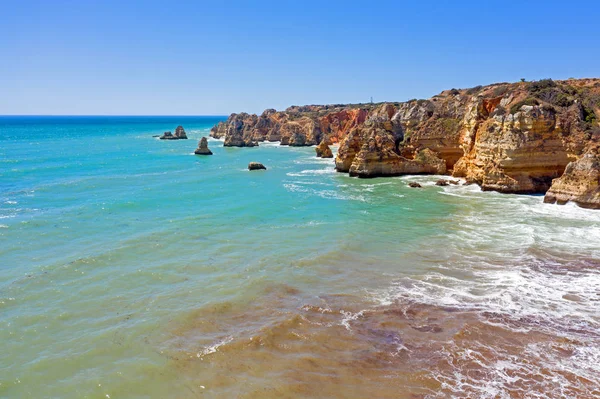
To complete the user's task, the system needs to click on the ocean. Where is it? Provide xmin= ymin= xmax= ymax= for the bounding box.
xmin=1 ymin=116 xmax=599 ymax=398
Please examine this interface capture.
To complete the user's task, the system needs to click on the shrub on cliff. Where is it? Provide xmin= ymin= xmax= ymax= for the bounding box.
xmin=510 ymin=98 xmax=539 ymax=114
xmin=466 ymin=85 xmax=483 ymax=95
xmin=536 ymin=88 xmax=574 ymax=107
xmin=528 ymin=79 xmax=556 ymax=94
xmin=583 ymin=106 xmax=597 ymax=126
xmin=491 ymin=85 xmax=510 ymax=97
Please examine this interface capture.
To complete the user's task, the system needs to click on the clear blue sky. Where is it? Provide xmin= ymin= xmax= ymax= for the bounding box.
xmin=2 ymin=0 xmax=599 ymax=115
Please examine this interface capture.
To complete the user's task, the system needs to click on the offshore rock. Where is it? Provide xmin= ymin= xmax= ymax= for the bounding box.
xmin=248 ymin=162 xmax=267 ymax=171
xmin=159 ymin=131 xmax=174 ymax=140
xmin=544 ymin=147 xmax=600 ymax=209
xmin=408 ymin=182 xmax=422 ymax=188
xmin=315 ymin=140 xmax=333 ymax=158
xmin=174 ymin=126 xmax=188 ymax=139
xmin=159 ymin=126 xmax=188 ymax=140
xmin=194 ymin=137 xmax=213 ymax=155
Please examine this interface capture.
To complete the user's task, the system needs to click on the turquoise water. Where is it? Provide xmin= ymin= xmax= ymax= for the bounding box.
xmin=1 ymin=117 xmax=600 ymax=398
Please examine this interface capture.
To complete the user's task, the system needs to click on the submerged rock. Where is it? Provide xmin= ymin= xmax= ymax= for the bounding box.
xmin=248 ymin=162 xmax=267 ymax=171
xmin=315 ymin=140 xmax=333 ymax=158
xmin=408 ymin=182 xmax=422 ymax=188
xmin=435 ymin=179 xmax=449 ymax=186
xmin=544 ymin=147 xmax=600 ymax=209
xmin=194 ymin=137 xmax=213 ymax=155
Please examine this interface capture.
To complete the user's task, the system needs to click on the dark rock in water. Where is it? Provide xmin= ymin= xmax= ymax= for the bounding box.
xmin=449 ymin=180 xmax=460 ymax=185
xmin=152 ymin=135 xmax=160 ymax=138
xmin=315 ymin=140 xmax=334 ymax=158
xmin=160 ymin=126 xmax=188 ymax=140
xmin=408 ymin=182 xmax=422 ymax=188
xmin=194 ymin=137 xmax=213 ymax=155
xmin=248 ymin=162 xmax=266 ymax=171
xmin=174 ymin=125 xmax=188 ymax=139
xmin=435 ymin=179 xmax=450 ymax=186
xmin=159 ymin=131 xmax=174 ymax=140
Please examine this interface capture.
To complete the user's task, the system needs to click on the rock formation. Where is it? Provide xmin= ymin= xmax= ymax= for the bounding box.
xmin=211 ymin=78 xmax=600 ymax=207
xmin=408 ymin=182 xmax=422 ymax=188
xmin=174 ymin=126 xmax=188 ymax=139
xmin=544 ymin=146 xmax=600 ymax=208
xmin=160 ymin=126 xmax=188 ymax=140
xmin=248 ymin=162 xmax=266 ymax=171
xmin=315 ymin=140 xmax=333 ymax=158
xmin=194 ymin=137 xmax=213 ymax=155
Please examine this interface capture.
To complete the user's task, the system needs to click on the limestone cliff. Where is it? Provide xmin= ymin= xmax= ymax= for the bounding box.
xmin=211 ymin=78 xmax=600 ymax=207
xmin=544 ymin=145 xmax=600 ymax=209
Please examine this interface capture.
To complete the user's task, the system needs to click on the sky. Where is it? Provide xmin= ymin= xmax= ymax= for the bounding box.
xmin=2 ymin=0 xmax=599 ymax=115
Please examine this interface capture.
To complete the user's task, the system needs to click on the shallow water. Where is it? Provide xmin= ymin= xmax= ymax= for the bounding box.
xmin=1 ymin=116 xmax=599 ymax=398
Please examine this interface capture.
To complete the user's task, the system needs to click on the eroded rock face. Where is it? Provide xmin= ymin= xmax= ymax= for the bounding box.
xmin=319 ymin=108 xmax=369 ymax=143
xmin=211 ymin=78 xmax=600 ymax=200
xmin=174 ymin=126 xmax=188 ymax=139
xmin=315 ymin=140 xmax=333 ymax=158
xmin=544 ymin=147 xmax=600 ymax=209
xmin=336 ymin=114 xmax=446 ymax=178
xmin=223 ymin=113 xmax=259 ymax=147
xmin=454 ymin=104 xmax=570 ymax=193
xmin=194 ymin=137 xmax=213 ymax=155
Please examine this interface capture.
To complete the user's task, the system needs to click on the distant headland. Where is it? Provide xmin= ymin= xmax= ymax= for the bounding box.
xmin=209 ymin=78 xmax=600 ymax=209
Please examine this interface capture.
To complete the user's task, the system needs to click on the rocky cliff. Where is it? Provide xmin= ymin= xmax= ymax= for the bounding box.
xmin=211 ymin=78 xmax=600 ymax=208
xmin=544 ymin=145 xmax=600 ymax=209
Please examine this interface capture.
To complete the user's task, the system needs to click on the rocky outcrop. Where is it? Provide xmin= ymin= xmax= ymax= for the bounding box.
xmin=335 ymin=106 xmax=446 ymax=177
xmin=319 ymin=108 xmax=369 ymax=143
xmin=212 ymin=78 xmax=600 ymax=203
xmin=248 ymin=162 xmax=266 ymax=171
xmin=174 ymin=126 xmax=187 ymax=139
xmin=315 ymin=140 xmax=333 ymax=158
xmin=222 ymin=113 xmax=259 ymax=147
xmin=211 ymin=105 xmax=378 ymax=147
xmin=160 ymin=126 xmax=188 ymax=140
xmin=194 ymin=137 xmax=213 ymax=155
xmin=159 ymin=131 xmax=175 ymax=140
xmin=544 ymin=147 xmax=600 ymax=208
xmin=453 ymin=103 xmax=571 ymax=193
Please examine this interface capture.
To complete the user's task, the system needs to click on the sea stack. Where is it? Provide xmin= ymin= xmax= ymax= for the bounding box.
xmin=194 ymin=137 xmax=213 ymax=155
xmin=248 ymin=162 xmax=266 ymax=171
xmin=174 ymin=126 xmax=188 ymax=139
xmin=315 ymin=140 xmax=333 ymax=158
